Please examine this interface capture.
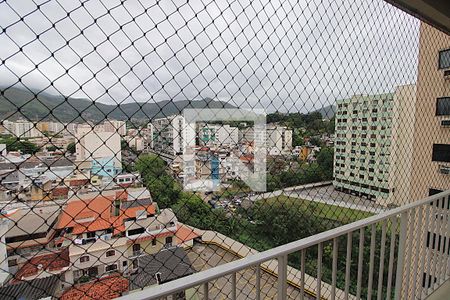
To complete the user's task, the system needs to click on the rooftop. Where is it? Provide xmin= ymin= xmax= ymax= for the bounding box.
xmin=14 ymin=248 xmax=70 ymax=280
xmin=5 ymin=206 xmax=60 ymax=239
xmin=0 ymin=157 xmax=74 ymax=171
xmin=56 ymin=193 xmax=156 ymax=235
xmin=61 ymin=273 xmax=128 ymax=300
xmin=129 ymin=247 xmax=194 ymax=290
xmin=175 ymin=224 xmax=200 ymax=243
xmin=0 ymin=275 xmax=61 ymax=300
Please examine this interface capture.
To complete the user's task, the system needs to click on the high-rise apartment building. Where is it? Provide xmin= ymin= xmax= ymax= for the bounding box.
xmin=409 ymin=23 xmax=450 ymax=201
xmin=4 ymin=120 xmax=42 ymax=138
xmin=333 ymin=93 xmax=395 ymax=204
xmin=266 ymin=126 xmax=293 ymax=155
xmin=103 ymin=119 xmax=127 ymax=136
xmin=151 ymin=115 xmax=195 ymax=156
xmin=239 ymin=126 xmax=291 ymax=155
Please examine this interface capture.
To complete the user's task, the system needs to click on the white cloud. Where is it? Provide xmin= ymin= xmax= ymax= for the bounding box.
xmin=0 ymin=0 xmax=419 ymax=113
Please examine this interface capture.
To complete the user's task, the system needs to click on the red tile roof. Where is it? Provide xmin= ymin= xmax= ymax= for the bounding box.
xmin=52 ymin=186 xmax=69 ymax=197
xmin=176 ymin=224 xmax=200 ymax=242
xmin=61 ymin=273 xmax=129 ymax=300
xmin=56 ymin=193 xmax=155 ymax=235
xmin=240 ymin=155 xmax=254 ymax=162
xmin=15 ymin=248 xmax=70 ymax=280
xmin=68 ymin=178 xmax=89 ymax=187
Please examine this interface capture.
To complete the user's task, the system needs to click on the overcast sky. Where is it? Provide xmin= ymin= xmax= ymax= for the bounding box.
xmin=0 ymin=0 xmax=419 ymax=113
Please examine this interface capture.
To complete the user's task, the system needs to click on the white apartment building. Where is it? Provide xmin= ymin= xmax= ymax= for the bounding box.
xmin=128 ymin=136 xmax=145 ymax=151
xmin=75 ymin=130 xmax=122 ymax=172
xmin=333 ymin=86 xmax=417 ymax=206
xmin=103 ymin=119 xmax=127 ymax=136
xmin=151 ymin=115 xmax=195 ymax=156
xmin=198 ymin=123 xmax=239 ymax=148
xmin=266 ymin=126 xmax=293 ymax=155
xmin=239 ymin=126 xmax=290 ymax=154
xmin=3 ymin=120 xmax=43 ymax=138
xmin=48 ymin=122 xmax=64 ymax=134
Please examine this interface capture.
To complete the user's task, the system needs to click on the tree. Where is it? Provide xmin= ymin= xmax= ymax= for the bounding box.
xmin=135 ymin=154 xmax=181 ymax=208
xmin=66 ymin=142 xmax=76 ymax=154
xmin=47 ymin=145 xmax=60 ymax=152
xmin=252 ymin=197 xmax=328 ymax=246
xmin=316 ymin=147 xmax=334 ymax=180
xmin=171 ymin=193 xmax=228 ymax=231
xmin=0 ymin=136 xmax=39 ymax=154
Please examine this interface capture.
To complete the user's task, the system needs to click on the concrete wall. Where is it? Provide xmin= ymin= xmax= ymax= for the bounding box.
xmin=196 ymin=228 xmax=355 ymax=300
xmin=410 ymin=22 xmax=450 ymax=201
xmin=388 ymin=84 xmax=417 ymax=206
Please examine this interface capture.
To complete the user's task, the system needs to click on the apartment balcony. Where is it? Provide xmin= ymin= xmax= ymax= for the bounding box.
xmin=118 ymin=190 xmax=450 ymax=300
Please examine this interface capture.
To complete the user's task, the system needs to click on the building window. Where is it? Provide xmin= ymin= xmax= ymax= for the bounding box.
xmin=128 ymin=228 xmax=145 ymax=236
xmin=132 ymin=259 xmax=139 ymax=269
xmin=86 ymin=232 xmax=96 ymax=238
xmin=106 ymin=264 xmax=118 ymax=272
xmin=73 ymin=270 xmax=83 ymax=279
xmin=122 ymin=261 xmax=128 ymax=267
xmin=132 ymin=244 xmax=141 ymax=252
xmin=432 ymin=144 xmax=450 ymax=162
xmin=152 ymin=239 xmax=157 ymax=247
xmin=436 ymin=97 xmax=450 ymax=116
xmin=438 ymin=49 xmax=450 ymax=69
xmin=106 ymin=250 xmax=115 ymax=257
xmin=8 ymin=259 xmax=17 ymax=267
xmin=80 ymin=256 xmax=90 ymax=263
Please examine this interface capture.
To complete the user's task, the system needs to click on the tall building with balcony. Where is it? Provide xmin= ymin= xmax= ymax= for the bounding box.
xmin=409 ymin=22 xmax=450 ymax=201
xmin=333 ymin=93 xmax=395 ymax=203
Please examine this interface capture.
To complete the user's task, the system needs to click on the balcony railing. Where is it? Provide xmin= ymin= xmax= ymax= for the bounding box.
xmin=118 ymin=190 xmax=450 ymax=300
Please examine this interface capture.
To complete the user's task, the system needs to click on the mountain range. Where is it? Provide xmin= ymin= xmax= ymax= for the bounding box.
xmin=0 ymin=86 xmax=335 ymax=123
xmin=0 ymin=87 xmax=236 ymax=123
xmin=314 ymin=104 xmax=336 ymax=119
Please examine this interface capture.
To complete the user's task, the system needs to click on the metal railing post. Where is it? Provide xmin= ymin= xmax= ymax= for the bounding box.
xmin=367 ymin=224 xmax=376 ymax=300
xmin=394 ymin=212 xmax=408 ymax=300
xmin=203 ymin=282 xmax=209 ymax=300
xmin=277 ymin=255 xmax=287 ymax=300
xmin=356 ymin=227 xmax=365 ymax=300
xmin=332 ymin=238 xmax=338 ymax=300
xmin=300 ymin=249 xmax=306 ymax=300
xmin=231 ymin=272 xmax=237 ymax=300
xmin=317 ymin=242 xmax=323 ymax=300
xmin=345 ymin=232 xmax=352 ymax=300
xmin=256 ymin=265 xmax=261 ymax=300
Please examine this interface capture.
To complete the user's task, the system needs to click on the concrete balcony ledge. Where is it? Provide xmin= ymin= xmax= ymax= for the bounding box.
xmin=425 ymin=279 xmax=450 ymax=300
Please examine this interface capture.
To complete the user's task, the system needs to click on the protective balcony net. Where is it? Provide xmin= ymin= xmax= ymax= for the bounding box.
xmin=0 ymin=0 xmax=449 ymax=299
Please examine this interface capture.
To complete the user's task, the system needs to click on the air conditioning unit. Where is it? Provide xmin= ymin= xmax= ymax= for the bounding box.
xmin=441 ymin=119 xmax=450 ymax=127
xmin=444 ymin=69 xmax=450 ymax=80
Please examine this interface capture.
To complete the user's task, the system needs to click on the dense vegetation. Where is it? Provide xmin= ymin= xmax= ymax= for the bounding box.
xmin=0 ymin=135 xmax=39 ymax=154
xmin=267 ymin=111 xmax=335 ymax=146
xmin=267 ymin=146 xmax=334 ymax=191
